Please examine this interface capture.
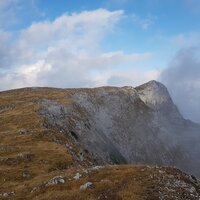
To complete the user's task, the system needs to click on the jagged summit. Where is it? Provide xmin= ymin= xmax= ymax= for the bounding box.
xmin=135 ymin=80 xmax=167 ymax=91
xmin=135 ymin=80 xmax=184 ymax=126
xmin=135 ymin=80 xmax=169 ymax=94
xmin=135 ymin=80 xmax=173 ymax=107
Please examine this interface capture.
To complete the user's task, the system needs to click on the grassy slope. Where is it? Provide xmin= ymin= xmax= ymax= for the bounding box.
xmin=0 ymin=88 xmax=200 ymax=200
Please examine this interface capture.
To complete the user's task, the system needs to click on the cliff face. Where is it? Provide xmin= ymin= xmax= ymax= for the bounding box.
xmin=40 ymin=81 xmax=200 ymax=177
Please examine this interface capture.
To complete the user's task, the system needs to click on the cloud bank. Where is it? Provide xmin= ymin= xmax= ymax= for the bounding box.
xmin=160 ymin=47 xmax=200 ymax=123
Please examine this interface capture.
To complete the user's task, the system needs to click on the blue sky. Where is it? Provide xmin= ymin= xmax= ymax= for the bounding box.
xmin=0 ymin=0 xmax=200 ymax=122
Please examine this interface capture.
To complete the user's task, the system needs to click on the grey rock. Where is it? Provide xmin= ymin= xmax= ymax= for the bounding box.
xmin=91 ymin=166 xmax=104 ymax=171
xmin=46 ymin=176 xmax=65 ymax=186
xmin=73 ymin=173 xmax=81 ymax=180
xmin=80 ymin=182 xmax=93 ymax=190
xmin=0 ymin=192 xmax=15 ymax=197
xmin=22 ymin=170 xmax=31 ymax=178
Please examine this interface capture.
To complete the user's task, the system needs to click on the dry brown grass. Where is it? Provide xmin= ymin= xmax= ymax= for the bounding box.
xmin=0 ymin=88 xmax=75 ymax=199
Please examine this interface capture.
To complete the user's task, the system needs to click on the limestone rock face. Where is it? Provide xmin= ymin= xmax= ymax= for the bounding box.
xmin=40 ymin=81 xmax=200 ymax=177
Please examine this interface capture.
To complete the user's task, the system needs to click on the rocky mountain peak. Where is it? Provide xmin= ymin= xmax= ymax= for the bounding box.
xmin=135 ymin=80 xmax=174 ymax=109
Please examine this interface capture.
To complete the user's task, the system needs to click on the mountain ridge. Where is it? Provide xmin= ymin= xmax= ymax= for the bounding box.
xmin=36 ymin=80 xmax=200 ymax=176
xmin=1 ymin=80 xmax=200 ymax=199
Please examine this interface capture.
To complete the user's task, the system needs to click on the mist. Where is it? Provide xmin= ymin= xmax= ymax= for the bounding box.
xmin=160 ymin=47 xmax=200 ymax=123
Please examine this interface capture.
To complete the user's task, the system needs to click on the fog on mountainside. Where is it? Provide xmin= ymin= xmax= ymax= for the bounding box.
xmin=160 ymin=47 xmax=200 ymax=124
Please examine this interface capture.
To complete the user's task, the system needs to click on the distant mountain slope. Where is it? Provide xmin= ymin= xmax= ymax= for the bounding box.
xmin=0 ymin=81 xmax=200 ymax=199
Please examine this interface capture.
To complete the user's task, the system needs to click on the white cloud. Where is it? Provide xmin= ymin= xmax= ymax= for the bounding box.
xmin=0 ymin=9 xmax=153 ymax=91
xmin=0 ymin=49 xmax=153 ymax=90
xmin=5 ymin=9 xmax=124 ymax=66
xmin=20 ymin=9 xmax=123 ymax=47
